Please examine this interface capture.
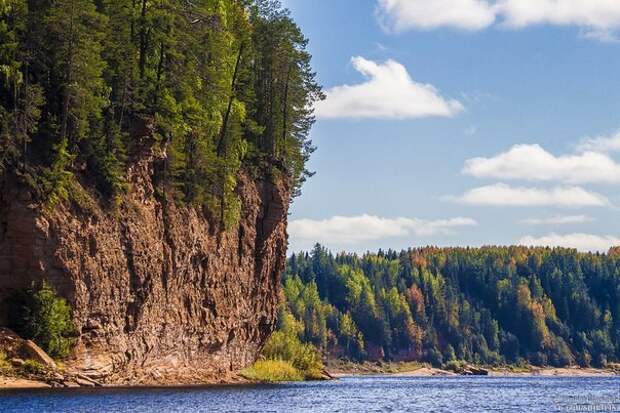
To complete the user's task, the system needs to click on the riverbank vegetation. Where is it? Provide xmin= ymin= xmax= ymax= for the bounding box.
xmin=242 ymin=360 xmax=303 ymax=382
xmin=281 ymin=245 xmax=620 ymax=369
xmin=0 ymin=0 xmax=321 ymax=224
xmin=243 ymin=306 xmax=326 ymax=381
xmin=8 ymin=282 xmax=76 ymax=359
xmin=0 ymin=351 xmax=10 ymax=374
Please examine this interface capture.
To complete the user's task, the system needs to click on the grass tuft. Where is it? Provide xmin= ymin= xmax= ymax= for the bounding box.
xmin=0 ymin=351 xmax=11 ymax=374
xmin=22 ymin=359 xmax=46 ymax=375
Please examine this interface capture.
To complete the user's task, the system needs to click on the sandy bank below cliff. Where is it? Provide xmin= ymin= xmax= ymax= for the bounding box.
xmin=0 ymin=373 xmax=258 ymax=390
xmin=0 ymin=377 xmax=51 ymax=389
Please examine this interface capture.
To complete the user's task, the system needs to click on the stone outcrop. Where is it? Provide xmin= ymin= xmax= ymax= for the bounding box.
xmin=0 ymin=328 xmax=56 ymax=369
xmin=0 ymin=328 xmax=103 ymax=388
xmin=21 ymin=340 xmax=58 ymax=370
xmin=461 ymin=365 xmax=489 ymax=376
xmin=0 ymin=144 xmax=290 ymax=385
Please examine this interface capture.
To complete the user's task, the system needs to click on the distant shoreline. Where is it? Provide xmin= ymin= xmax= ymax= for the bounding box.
xmin=326 ymin=361 xmax=620 ymax=378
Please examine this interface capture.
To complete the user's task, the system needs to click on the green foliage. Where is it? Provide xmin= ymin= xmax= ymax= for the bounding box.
xmin=44 ymin=0 xmax=108 ymax=144
xmin=443 ymin=360 xmax=468 ymax=373
xmin=249 ymin=1 xmax=324 ymax=198
xmin=242 ymin=359 xmax=303 ymax=382
xmin=21 ymin=359 xmax=45 ymax=375
xmin=0 ymin=0 xmax=320 ymax=218
xmin=261 ymin=330 xmax=324 ymax=380
xmin=12 ymin=282 xmax=76 ymax=359
xmin=282 ymin=245 xmax=620 ymax=368
xmin=42 ymin=138 xmax=75 ymax=210
xmin=0 ymin=351 xmax=11 ymax=374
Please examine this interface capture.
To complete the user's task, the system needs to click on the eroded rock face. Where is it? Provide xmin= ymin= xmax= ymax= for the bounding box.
xmin=0 ymin=150 xmax=289 ymax=384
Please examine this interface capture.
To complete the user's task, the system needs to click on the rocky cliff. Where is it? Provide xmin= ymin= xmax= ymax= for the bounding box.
xmin=0 ymin=145 xmax=289 ymax=385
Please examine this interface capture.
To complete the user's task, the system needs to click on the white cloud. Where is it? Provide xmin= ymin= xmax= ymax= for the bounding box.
xmin=465 ymin=126 xmax=477 ymax=136
xmin=315 ymin=57 xmax=464 ymax=120
xmin=520 ymin=215 xmax=595 ymax=225
xmin=450 ymin=184 xmax=609 ymax=207
xmin=518 ymin=233 xmax=620 ymax=252
xmin=376 ymin=0 xmax=620 ymax=41
xmin=289 ymin=214 xmax=477 ymax=244
xmin=463 ymin=144 xmax=620 ymax=184
xmin=579 ymin=28 xmax=620 ymax=43
xmin=376 ymin=0 xmax=496 ymax=32
xmin=498 ymin=0 xmax=620 ymax=30
xmin=576 ymin=130 xmax=620 ymax=153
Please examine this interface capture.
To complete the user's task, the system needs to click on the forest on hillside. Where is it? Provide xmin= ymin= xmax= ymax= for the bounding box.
xmin=0 ymin=0 xmax=321 ymax=223
xmin=279 ymin=245 xmax=620 ymax=368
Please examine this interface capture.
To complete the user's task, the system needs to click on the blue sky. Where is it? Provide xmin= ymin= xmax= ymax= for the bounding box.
xmin=283 ymin=0 xmax=620 ymax=253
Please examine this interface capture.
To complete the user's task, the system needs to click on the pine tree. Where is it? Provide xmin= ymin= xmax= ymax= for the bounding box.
xmin=44 ymin=0 xmax=107 ymax=147
xmin=0 ymin=0 xmax=322 ymax=220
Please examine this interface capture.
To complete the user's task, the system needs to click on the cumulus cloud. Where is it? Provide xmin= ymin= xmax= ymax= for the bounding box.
xmin=314 ymin=57 xmax=463 ymax=120
xmin=289 ymin=215 xmax=477 ymax=244
xmin=465 ymin=126 xmax=477 ymax=136
xmin=518 ymin=233 xmax=620 ymax=252
xmin=463 ymin=144 xmax=620 ymax=184
xmin=376 ymin=0 xmax=620 ymax=40
xmin=449 ymin=184 xmax=609 ymax=207
xmin=376 ymin=0 xmax=496 ymax=32
xmin=579 ymin=28 xmax=620 ymax=43
xmin=498 ymin=0 xmax=620 ymax=30
xmin=520 ymin=215 xmax=595 ymax=225
xmin=576 ymin=130 xmax=620 ymax=153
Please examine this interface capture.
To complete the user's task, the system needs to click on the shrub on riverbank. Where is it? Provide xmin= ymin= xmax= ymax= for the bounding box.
xmin=244 ymin=328 xmax=326 ymax=382
xmin=10 ymin=282 xmax=76 ymax=359
xmin=261 ymin=331 xmax=325 ymax=380
xmin=22 ymin=359 xmax=45 ymax=375
xmin=242 ymin=360 xmax=304 ymax=382
xmin=0 ymin=352 xmax=11 ymax=375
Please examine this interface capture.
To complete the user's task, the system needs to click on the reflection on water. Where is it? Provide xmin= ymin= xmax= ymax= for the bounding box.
xmin=1 ymin=375 xmax=619 ymax=413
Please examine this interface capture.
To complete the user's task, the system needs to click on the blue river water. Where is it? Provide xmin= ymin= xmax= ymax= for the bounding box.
xmin=1 ymin=375 xmax=619 ymax=412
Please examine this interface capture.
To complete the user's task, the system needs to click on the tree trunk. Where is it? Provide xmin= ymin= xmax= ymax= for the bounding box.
xmin=139 ymin=0 xmax=149 ymax=80
xmin=131 ymin=0 xmax=136 ymax=41
xmin=60 ymin=0 xmax=77 ymax=144
xmin=21 ymin=63 xmax=29 ymax=172
xmin=153 ymin=41 xmax=166 ymax=106
xmin=118 ymin=76 xmax=128 ymax=132
xmin=281 ymin=62 xmax=293 ymax=154
xmin=216 ymin=44 xmax=244 ymax=156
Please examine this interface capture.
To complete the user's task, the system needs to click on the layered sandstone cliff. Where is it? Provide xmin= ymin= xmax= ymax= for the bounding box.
xmin=0 ymin=145 xmax=289 ymax=384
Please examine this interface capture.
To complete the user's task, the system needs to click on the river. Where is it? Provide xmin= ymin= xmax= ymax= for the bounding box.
xmin=1 ymin=375 xmax=619 ymax=412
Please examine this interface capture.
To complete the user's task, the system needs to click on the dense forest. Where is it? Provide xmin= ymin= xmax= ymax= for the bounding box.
xmin=0 ymin=0 xmax=321 ymax=223
xmin=280 ymin=245 xmax=620 ymax=368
